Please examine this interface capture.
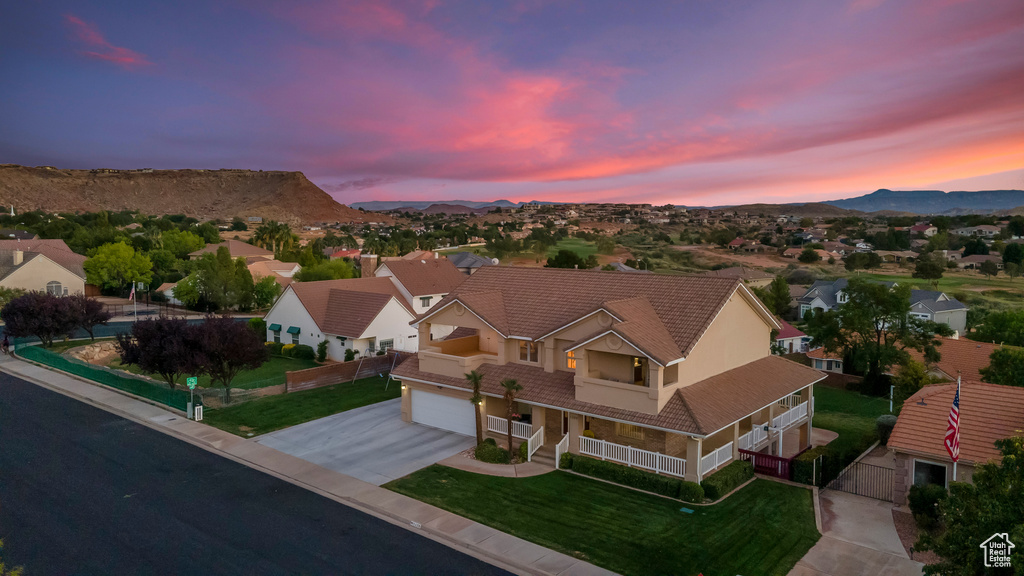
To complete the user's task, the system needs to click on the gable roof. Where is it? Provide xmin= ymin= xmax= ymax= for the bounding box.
xmin=321 ymin=290 xmax=397 ymax=338
xmin=377 ymin=258 xmax=466 ymax=297
xmin=189 ymin=239 xmax=273 ymax=259
xmin=776 ymin=320 xmax=805 ymax=340
xmin=889 ymin=381 xmax=1024 ymax=465
xmin=906 ymin=337 xmax=1002 ymax=382
xmin=287 ymin=277 xmax=415 ymax=323
xmin=419 ymin=266 xmax=774 ymax=361
xmin=447 ymin=251 xmax=494 ymax=269
xmin=0 ymin=239 xmax=86 ymax=281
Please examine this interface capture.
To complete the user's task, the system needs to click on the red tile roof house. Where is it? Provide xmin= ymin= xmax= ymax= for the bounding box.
xmin=888 ymin=381 xmax=1024 ymax=506
xmin=391 ymin=267 xmax=825 ymax=484
xmin=775 ymin=320 xmax=808 ymax=354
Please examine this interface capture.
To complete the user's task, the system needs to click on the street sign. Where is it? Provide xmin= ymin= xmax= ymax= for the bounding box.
xmin=186 ymin=377 xmax=198 ymax=389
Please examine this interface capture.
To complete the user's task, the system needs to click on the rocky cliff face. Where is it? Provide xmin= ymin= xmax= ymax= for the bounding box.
xmin=0 ymin=165 xmax=390 ymax=225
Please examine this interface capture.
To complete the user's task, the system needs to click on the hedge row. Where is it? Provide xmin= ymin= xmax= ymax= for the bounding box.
xmin=264 ymin=341 xmax=316 ymax=360
xmin=475 ymin=438 xmax=510 ymax=464
xmin=791 ymin=445 xmax=829 ymax=485
xmin=563 ymin=453 xmax=704 ymax=503
xmin=701 ymin=460 xmax=754 ymax=501
xmin=19 ymin=345 xmax=192 ymax=411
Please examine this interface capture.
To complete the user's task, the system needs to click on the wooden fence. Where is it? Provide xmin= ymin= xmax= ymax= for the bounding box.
xmin=285 ymin=350 xmax=401 ymax=392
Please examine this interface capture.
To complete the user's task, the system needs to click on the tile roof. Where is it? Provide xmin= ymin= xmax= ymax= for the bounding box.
xmin=776 ymin=320 xmax=805 ymax=340
xmin=378 ymin=258 xmax=467 ymax=297
xmin=422 ymin=267 xmax=757 ymax=360
xmin=393 ymin=355 xmax=823 ymax=436
xmin=189 ymin=239 xmax=273 ymax=259
xmin=906 ymin=337 xmax=1002 ymax=381
xmin=0 ymin=239 xmax=87 ymax=281
xmin=287 ymin=278 xmax=415 ymax=335
xmin=447 ymin=251 xmax=495 ymax=269
xmin=889 ymin=381 xmax=1024 ymax=465
xmin=806 ymin=347 xmax=841 ymax=360
xmin=321 ymin=290 xmax=395 ymax=338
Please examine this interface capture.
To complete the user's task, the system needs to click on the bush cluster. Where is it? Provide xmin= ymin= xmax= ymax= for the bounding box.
xmin=700 ymin=460 xmax=754 ymax=501
xmin=569 ymin=454 xmax=704 ymax=503
xmin=316 ymin=340 xmax=328 ymax=362
xmin=518 ymin=441 xmax=529 ymax=461
xmin=265 ymin=341 xmax=284 ymax=355
xmin=876 ymin=415 xmax=898 ymax=445
xmin=791 ymin=446 xmax=829 ymax=485
xmin=291 ymin=344 xmax=316 ymax=360
xmin=475 ymin=438 xmax=510 ymax=464
xmin=248 ymin=317 xmax=267 ymax=337
xmin=908 ymin=484 xmax=947 ymax=531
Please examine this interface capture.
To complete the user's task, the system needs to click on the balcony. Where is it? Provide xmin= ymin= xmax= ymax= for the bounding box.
xmin=772 ymin=401 xmax=809 ymax=430
xmin=419 ymin=334 xmax=498 ymax=377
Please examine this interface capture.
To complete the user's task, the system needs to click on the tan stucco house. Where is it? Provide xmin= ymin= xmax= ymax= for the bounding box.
xmin=0 ymin=239 xmax=88 ymax=296
xmin=392 ymin=267 xmax=825 ymax=484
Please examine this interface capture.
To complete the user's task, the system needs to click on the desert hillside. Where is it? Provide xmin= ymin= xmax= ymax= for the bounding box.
xmin=0 ymin=165 xmax=390 ymax=225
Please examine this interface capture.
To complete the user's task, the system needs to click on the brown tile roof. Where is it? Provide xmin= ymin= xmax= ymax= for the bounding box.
xmin=379 ymin=258 xmax=466 ymax=297
xmin=906 ymin=337 xmax=1000 ymax=382
xmin=889 ymin=381 xmax=1024 ymax=465
xmin=288 ymin=277 xmax=415 ymax=333
xmin=806 ymin=347 xmax=841 ymax=360
xmin=422 ymin=267 xmax=758 ymax=360
xmin=392 ymin=355 xmax=822 ymax=436
xmin=321 ymin=290 xmax=395 ymax=338
xmin=189 ymin=239 xmax=273 ymax=259
xmin=0 ymin=238 xmax=87 ymax=280
xmin=567 ymin=297 xmax=683 ymax=365
xmin=0 ymin=239 xmax=75 ymax=254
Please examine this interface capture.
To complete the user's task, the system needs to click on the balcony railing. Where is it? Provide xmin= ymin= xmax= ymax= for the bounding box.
xmin=772 ymin=401 xmax=809 ymax=431
xmin=738 ymin=424 xmax=769 ymax=451
xmin=554 ymin=434 xmax=570 ymax=468
xmin=487 ymin=414 xmax=533 ymax=439
xmin=700 ymin=441 xmax=734 ymax=476
xmin=579 ymin=436 xmax=686 ymax=478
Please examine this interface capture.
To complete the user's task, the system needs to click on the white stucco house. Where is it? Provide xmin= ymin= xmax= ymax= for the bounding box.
xmin=372 ymin=256 xmax=467 ymax=315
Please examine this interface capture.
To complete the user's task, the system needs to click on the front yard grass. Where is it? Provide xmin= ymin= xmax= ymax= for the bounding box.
xmin=386 ymin=466 xmax=819 ymax=576
xmin=812 ymin=386 xmax=891 ymax=477
xmin=110 ymin=355 xmax=319 ymax=389
xmin=201 ymin=374 xmax=399 ymax=436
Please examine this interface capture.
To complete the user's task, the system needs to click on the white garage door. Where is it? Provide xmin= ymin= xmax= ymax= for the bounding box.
xmin=411 ymin=389 xmax=475 ymax=436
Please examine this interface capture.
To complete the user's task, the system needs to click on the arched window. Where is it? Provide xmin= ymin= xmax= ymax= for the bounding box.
xmin=46 ymin=281 xmax=62 ymax=295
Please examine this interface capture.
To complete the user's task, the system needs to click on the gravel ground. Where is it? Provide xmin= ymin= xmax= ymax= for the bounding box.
xmin=892 ymin=508 xmax=941 ymax=565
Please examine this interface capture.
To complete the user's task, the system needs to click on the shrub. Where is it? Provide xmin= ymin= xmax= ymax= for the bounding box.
xmin=344 ymin=348 xmax=356 ymax=362
xmin=791 ymin=446 xmax=829 ymax=485
xmin=475 ymin=442 xmax=510 ymax=464
xmin=292 ymin=344 xmax=316 ymax=360
xmin=876 ymin=414 xmax=898 ymax=445
xmin=316 ymin=340 xmax=328 ymax=362
xmin=701 ymin=460 xmax=754 ymax=501
xmin=483 ymin=437 xmax=497 ymax=446
xmin=266 ymin=341 xmax=284 ymax=356
xmin=559 ymin=452 xmax=573 ymax=469
xmin=582 ymin=430 xmax=595 ymax=438
xmin=248 ymin=318 xmax=267 ymax=338
xmin=518 ymin=441 xmax=529 ymax=461
xmin=908 ymin=484 xmax=947 ymax=531
xmin=678 ymin=481 xmax=705 ymax=504
xmin=281 ymin=343 xmax=296 ymax=357
xmin=569 ymin=454 xmax=694 ymax=500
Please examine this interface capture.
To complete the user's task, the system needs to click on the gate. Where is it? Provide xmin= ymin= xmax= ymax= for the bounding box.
xmin=738 ymin=449 xmax=793 ymax=480
xmin=826 ymin=461 xmax=893 ymax=501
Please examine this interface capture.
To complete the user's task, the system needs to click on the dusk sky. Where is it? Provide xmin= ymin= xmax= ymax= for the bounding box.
xmin=2 ymin=1 xmax=1022 ymax=206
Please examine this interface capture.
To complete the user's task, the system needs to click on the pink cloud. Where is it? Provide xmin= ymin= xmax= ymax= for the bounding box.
xmin=65 ymin=14 xmax=152 ymax=69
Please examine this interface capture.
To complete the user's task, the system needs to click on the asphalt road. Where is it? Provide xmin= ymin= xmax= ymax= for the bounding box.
xmin=0 ymin=372 xmax=510 ymax=575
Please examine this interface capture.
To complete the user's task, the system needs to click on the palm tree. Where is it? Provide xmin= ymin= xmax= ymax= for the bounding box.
xmin=499 ymin=378 xmax=522 ymax=454
xmin=465 ymin=370 xmax=484 ymax=446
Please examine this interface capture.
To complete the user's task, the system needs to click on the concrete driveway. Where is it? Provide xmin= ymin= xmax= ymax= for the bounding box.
xmin=255 ymin=398 xmax=475 ymax=485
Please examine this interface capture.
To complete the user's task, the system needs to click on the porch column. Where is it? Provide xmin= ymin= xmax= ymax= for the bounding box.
xmin=532 ymin=406 xmax=546 ymax=443
xmin=685 ymin=437 xmax=702 ymax=484
xmin=732 ymin=421 xmax=740 ymax=460
xmin=768 ymin=403 xmax=777 ymax=456
xmin=568 ymin=413 xmax=581 ymax=453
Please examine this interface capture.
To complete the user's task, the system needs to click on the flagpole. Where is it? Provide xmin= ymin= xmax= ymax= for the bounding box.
xmin=952 ymin=373 xmax=960 ymax=482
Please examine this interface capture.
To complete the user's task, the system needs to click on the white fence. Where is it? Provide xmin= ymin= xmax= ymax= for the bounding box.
xmin=527 ymin=426 xmax=545 ymax=462
xmin=487 ymin=414 xmax=533 ymax=439
xmin=700 ymin=441 xmax=734 ymax=475
xmin=554 ymin=434 xmax=569 ymax=468
xmin=579 ymin=436 xmax=687 ymax=478
xmin=738 ymin=425 xmax=769 ymax=451
xmin=772 ymin=401 xmax=809 ymax=431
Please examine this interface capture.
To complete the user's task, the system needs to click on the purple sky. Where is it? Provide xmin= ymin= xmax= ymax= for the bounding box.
xmin=2 ymin=0 xmax=1022 ymax=206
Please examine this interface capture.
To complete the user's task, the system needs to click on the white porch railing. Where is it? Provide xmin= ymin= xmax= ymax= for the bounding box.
xmin=772 ymin=401 xmax=809 ymax=430
xmin=738 ymin=424 xmax=769 ymax=451
xmin=527 ymin=426 xmax=545 ymax=462
xmin=487 ymin=414 xmax=533 ymax=439
xmin=554 ymin=434 xmax=569 ymax=468
xmin=579 ymin=436 xmax=686 ymax=478
xmin=700 ymin=441 xmax=734 ymax=475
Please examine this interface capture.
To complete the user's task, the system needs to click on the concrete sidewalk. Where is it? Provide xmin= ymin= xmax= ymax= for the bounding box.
xmin=1 ymin=355 xmax=616 ymax=576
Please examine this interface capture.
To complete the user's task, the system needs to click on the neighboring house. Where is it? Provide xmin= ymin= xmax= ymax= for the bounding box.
xmin=698 ymin=266 xmax=774 ymax=288
xmin=889 ymin=381 xmax=1024 ymax=506
xmin=0 ymin=229 xmax=38 ymax=240
xmin=806 ymin=348 xmax=843 ymax=373
xmin=0 ymin=239 xmax=87 ymax=296
xmin=329 ymin=248 xmax=361 ymax=261
xmin=775 ymin=320 xmax=808 ymax=354
xmin=957 ymin=254 xmax=1003 ymax=270
xmin=247 ymin=258 xmax=301 ymax=288
xmin=727 ymin=237 xmax=746 ymax=250
xmin=782 ymin=248 xmax=803 ymax=258
xmin=263 ymin=277 xmax=419 ymax=359
xmin=906 ymin=337 xmax=1001 ymax=382
xmin=447 ymin=251 xmax=496 ymax=275
xmin=874 ymin=250 xmax=917 ymax=264
xmin=909 ymin=224 xmax=938 ymax=237
xmin=952 ymin=225 xmax=1001 ymax=238
xmin=188 ymin=239 xmax=274 ymax=261
xmin=156 ymin=282 xmax=183 ymax=306
xmin=796 ymin=279 xmax=967 ymax=333
xmin=392 ymin=267 xmax=824 ymax=484
xmin=372 ymin=256 xmax=467 ymax=315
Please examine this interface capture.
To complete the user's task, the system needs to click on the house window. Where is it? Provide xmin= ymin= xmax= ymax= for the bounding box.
xmin=583 ymin=415 xmax=592 ymax=432
xmin=379 ymin=339 xmax=394 ymax=352
xmin=566 ymin=350 xmax=576 ymax=369
xmin=420 ymin=296 xmax=432 ymax=307
xmin=46 ymin=281 xmax=62 ymax=295
xmin=616 ymin=423 xmax=644 ymax=440
xmin=837 ymin=292 xmax=848 ymax=303
xmin=913 ymin=460 xmax=948 ymax=488
xmin=292 ymin=333 xmax=300 ymax=345
xmin=519 ymin=341 xmax=538 ymax=362
xmin=632 ymin=357 xmax=648 ymax=386
xmin=274 ymin=331 xmax=281 ymax=343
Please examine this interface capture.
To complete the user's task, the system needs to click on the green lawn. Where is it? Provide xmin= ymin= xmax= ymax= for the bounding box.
xmin=110 ymin=355 xmax=319 ymax=390
xmin=855 ymin=272 xmax=1024 ymax=306
xmin=201 ymin=374 xmax=399 ymax=436
xmin=386 ymin=467 xmax=819 ymax=576
xmin=546 ymin=238 xmax=598 ymax=259
xmin=813 ymin=386 xmax=891 ymax=478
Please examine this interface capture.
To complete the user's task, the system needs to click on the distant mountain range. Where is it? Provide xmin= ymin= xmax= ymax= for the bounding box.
xmin=350 ymin=199 xmax=560 ymax=211
xmin=824 ymin=189 xmax=1024 ymax=214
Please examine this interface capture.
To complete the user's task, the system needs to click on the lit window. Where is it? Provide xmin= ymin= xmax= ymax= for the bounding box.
xmin=519 ymin=341 xmax=538 ymax=362
xmin=616 ymin=423 xmax=644 ymax=440
xmin=566 ymin=350 xmax=576 ymax=369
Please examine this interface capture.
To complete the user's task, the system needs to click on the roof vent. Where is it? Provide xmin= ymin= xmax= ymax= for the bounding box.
xmin=421 ymin=259 xmax=426 ymax=264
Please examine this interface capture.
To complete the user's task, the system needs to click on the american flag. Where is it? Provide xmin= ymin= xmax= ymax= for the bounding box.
xmin=944 ymin=377 xmax=961 ymax=462
xmin=128 ymin=284 xmax=136 ymax=302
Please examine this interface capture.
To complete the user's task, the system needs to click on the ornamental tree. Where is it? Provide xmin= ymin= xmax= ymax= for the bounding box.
xmin=115 ymin=317 xmax=201 ymax=390
xmin=65 ymin=294 xmax=112 ymax=340
xmin=0 ymin=292 xmax=79 ymax=347
xmin=83 ymin=241 xmax=153 ymax=292
xmin=980 ymin=347 xmax=1024 ymax=387
xmin=192 ymin=315 xmax=268 ymax=402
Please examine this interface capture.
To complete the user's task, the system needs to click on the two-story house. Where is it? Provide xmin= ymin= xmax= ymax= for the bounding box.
xmin=391 ymin=267 xmax=824 ymax=484
xmin=797 ymin=279 xmax=967 ymax=333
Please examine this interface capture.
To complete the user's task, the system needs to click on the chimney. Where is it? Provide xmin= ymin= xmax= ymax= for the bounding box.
xmin=12 ymin=250 xmax=22 ymax=266
xmin=360 ymin=254 xmax=378 ymax=277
